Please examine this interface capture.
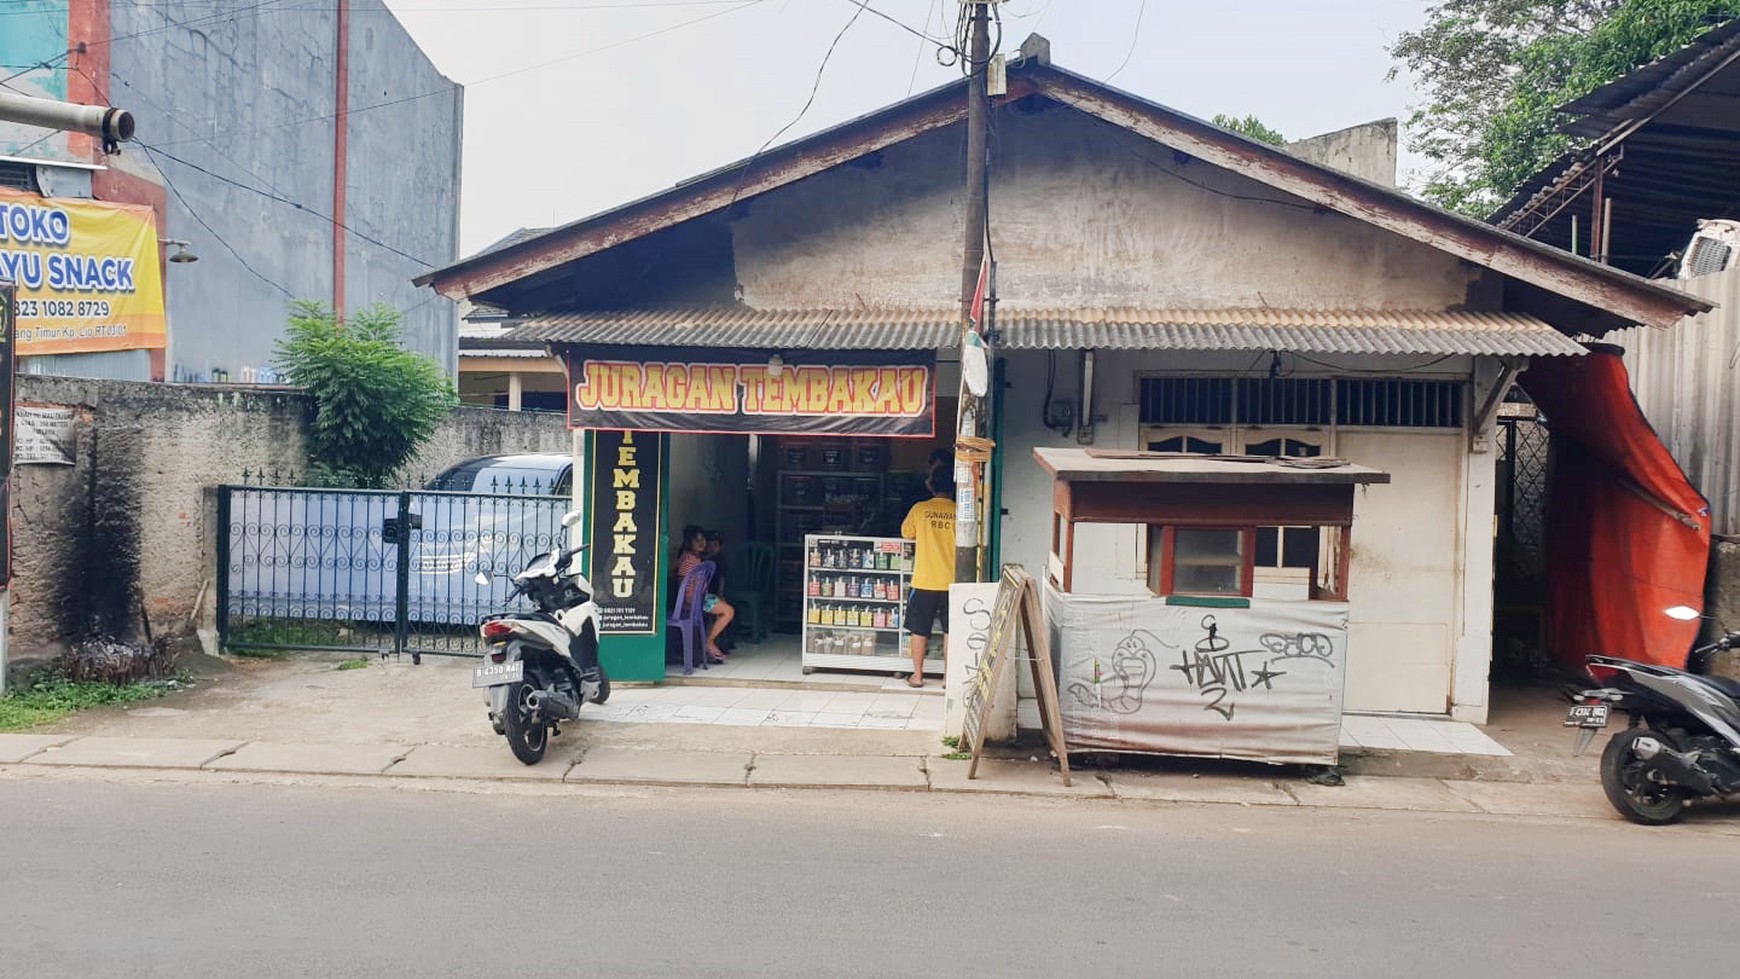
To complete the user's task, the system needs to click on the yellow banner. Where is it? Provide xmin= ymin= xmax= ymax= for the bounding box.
xmin=0 ymin=187 xmax=166 ymax=356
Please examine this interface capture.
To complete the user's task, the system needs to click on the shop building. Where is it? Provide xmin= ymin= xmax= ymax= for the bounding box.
xmin=416 ymin=42 xmax=1705 ymax=723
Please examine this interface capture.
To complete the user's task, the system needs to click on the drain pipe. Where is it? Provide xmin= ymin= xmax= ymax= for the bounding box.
xmin=1075 ymin=349 xmax=1098 ymax=445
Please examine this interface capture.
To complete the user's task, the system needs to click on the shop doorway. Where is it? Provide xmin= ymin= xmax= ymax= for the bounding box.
xmin=661 ymin=409 xmax=957 ymax=681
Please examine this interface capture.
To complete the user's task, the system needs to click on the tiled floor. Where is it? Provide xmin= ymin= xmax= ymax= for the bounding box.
xmin=1339 ymin=714 xmax=1513 ymax=756
xmin=588 ymin=683 xmax=946 ymax=731
xmin=641 ymin=637 xmax=1514 ymax=754
xmin=670 ymin=635 xmax=939 ymax=694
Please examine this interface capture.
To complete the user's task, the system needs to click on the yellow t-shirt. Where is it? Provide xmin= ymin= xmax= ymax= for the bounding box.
xmin=901 ymin=497 xmax=957 ymax=592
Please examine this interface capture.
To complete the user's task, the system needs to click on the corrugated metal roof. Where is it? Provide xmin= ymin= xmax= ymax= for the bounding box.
xmin=999 ymin=309 xmax=1586 ymax=356
xmin=505 ymin=308 xmax=1585 ymax=357
xmin=1559 ymin=18 xmax=1740 ymax=138
xmin=505 ymin=309 xmax=958 ymax=350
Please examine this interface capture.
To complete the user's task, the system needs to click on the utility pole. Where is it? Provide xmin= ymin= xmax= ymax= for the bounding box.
xmin=954 ymin=0 xmax=992 ymax=584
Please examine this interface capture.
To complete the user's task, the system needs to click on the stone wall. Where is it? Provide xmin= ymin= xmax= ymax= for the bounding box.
xmin=1709 ymin=540 xmax=1740 ymax=680
xmin=7 ymin=377 xmax=568 ymax=668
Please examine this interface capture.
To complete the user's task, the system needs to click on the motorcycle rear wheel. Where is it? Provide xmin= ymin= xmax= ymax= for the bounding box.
xmin=1600 ymin=727 xmax=1687 ymax=825
xmin=500 ymin=681 xmax=548 ymax=766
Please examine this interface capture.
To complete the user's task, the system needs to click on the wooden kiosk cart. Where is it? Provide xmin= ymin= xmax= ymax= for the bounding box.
xmin=1034 ymin=447 xmax=1390 ymax=765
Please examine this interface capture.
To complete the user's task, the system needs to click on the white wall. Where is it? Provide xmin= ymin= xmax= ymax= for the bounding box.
xmin=996 ymin=350 xmax=1496 ymax=721
xmin=729 ymin=107 xmax=1477 ymax=312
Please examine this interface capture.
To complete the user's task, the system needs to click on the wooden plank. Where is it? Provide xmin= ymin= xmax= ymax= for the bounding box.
xmin=1019 ymin=580 xmax=1071 ymax=786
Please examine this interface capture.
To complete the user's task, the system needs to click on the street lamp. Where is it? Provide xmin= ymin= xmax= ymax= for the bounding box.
xmin=160 ymin=238 xmax=198 ymax=264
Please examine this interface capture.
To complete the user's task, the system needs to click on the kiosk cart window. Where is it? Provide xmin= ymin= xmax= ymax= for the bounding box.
xmin=1152 ymin=527 xmax=1252 ymax=596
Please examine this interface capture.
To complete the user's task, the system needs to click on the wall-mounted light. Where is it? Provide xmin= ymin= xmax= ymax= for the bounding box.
xmin=160 ymin=238 xmax=198 ymax=264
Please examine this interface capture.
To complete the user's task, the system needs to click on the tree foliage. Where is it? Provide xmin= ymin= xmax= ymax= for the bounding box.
xmin=1211 ymin=113 xmax=1288 ymax=146
xmin=275 ymin=301 xmax=458 ymax=488
xmin=1391 ymin=0 xmax=1740 ymax=216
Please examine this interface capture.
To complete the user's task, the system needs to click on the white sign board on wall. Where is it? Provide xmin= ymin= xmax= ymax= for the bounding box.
xmin=15 ymin=407 xmax=76 ymax=465
xmin=1045 ymin=585 xmax=1350 ymax=765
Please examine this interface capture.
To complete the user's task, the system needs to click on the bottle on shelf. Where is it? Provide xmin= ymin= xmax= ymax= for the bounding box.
xmin=808 ymin=575 xmax=821 ymax=598
xmin=808 ymin=602 xmax=820 ymax=625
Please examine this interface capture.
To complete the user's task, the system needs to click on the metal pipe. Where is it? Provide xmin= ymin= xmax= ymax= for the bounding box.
xmin=0 ymin=91 xmax=133 ymax=144
xmin=1076 ymin=349 xmax=1097 ymax=445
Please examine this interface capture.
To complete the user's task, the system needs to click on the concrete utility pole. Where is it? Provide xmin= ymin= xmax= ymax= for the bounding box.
xmin=955 ymin=0 xmax=992 ymax=584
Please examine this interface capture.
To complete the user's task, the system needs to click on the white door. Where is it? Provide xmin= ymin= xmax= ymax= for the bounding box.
xmin=1337 ymin=431 xmax=1461 ymax=713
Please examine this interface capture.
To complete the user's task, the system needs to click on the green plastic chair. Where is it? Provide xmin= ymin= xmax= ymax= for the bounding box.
xmin=733 ymin=542 xmax=778 ymax=643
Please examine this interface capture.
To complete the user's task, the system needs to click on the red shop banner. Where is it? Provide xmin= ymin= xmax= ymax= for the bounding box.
xmin=565 ymin=347 xmax=935 ymax=437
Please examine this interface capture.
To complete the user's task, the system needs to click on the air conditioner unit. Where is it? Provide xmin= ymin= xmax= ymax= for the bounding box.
xmin=1677 ymin=218 xmax=1740 ymax=279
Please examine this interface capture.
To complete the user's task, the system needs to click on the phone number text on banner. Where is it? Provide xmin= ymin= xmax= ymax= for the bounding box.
xmin=566 ymin=348 xmax=935 ymax=437
xmin=0 ymin=187 xmax=166 ymax=356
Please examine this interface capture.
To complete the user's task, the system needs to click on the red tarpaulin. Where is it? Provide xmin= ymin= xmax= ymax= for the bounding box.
xmin=1522 ymin=345 xmax=1710 ymax=671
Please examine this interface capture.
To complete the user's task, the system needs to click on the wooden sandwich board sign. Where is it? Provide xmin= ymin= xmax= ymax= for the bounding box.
xmin=961 ymin=565 xmax=1070 ymax=784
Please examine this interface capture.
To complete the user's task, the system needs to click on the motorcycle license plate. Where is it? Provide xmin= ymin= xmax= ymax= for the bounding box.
xmin=1563 ymin=703 xmax=1610 ymax=728
xmin=472 ymin=660 xmax=523 ymax=688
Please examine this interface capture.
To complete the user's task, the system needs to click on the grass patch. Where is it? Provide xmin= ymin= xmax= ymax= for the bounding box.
xmin=230 ymin=647 xmax=296 ymax=661
xmin=335 ymin=658 xmax=369 ymax=671
xmin=0 ymin=672 xmax=183 ymax=733
xmin=940 ymin=751 xmax=973 ymax=762
xmin=940 ymin=735 xmax=960 ymax=749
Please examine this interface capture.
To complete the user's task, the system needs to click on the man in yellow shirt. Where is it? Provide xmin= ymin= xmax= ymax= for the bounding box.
xmin=900 ymin=470 xmax=957 ymax=688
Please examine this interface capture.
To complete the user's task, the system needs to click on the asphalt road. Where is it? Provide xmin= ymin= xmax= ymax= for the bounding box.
xmin=5 ymin=776 xmax=1739 ymax=979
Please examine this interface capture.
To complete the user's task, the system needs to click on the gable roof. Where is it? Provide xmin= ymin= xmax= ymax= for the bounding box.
xmin=418 ymin=44 xmax=1710 ymax=331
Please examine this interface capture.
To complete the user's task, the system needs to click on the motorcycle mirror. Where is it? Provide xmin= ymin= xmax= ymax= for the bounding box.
xmin=561 ymin=509 xmax=583 ymax=529
xmin=475 ymin=572 xmax=491 ymax=587
xmin=1665 ymin=605 xmax=1703 ymax=621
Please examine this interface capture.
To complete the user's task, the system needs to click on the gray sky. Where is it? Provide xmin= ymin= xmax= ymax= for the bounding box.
xmin=380 ymin=0 xmax=1430 ymax=257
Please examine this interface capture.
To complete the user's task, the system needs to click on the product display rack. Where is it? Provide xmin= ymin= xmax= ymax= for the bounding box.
xmin=773 ymin=439 xmax=890 ymax=630
xmin=801 ymin=534 xmax=942 ymax=677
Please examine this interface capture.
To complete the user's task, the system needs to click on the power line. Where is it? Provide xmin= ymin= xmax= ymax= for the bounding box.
xmin=837 ymin=0 xmax=952 ymax=45
xmin=1106 ymin=0 xmax=1147 ymax=83
xmin=729 ymin=0 xmax=869 ymax=206
xmin=147 ymin=146 xmax=298 ymax=300
xmin=0 ymin=0 xmax=748 ymax=11
xmin=139 ymin=141 xmax=441 ymax=269
xmin=147 ymin=0 xmax=771 ymax=151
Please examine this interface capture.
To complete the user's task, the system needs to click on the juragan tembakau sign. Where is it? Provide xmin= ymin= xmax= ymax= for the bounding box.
xmin=588 ymin=429 xmax=663 ymax=635
xmin=565 ymin=347 xmax=934 ymax=437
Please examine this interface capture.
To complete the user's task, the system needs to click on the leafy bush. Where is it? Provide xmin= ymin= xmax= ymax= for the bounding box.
xmin=0 ymin=669 xmax=184 ymax=732
xmin=275 ymin=301 xmax=457 ymax=488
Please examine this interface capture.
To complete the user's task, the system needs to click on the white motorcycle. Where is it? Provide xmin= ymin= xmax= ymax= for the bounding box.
xmin=472 ymin=510 xmax=608 ymax=765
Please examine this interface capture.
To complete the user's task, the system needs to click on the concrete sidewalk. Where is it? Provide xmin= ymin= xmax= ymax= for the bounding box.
xmin=4 ymin=654 xmax=1635 ymax=819
xmin=0 ymin=729 xmax=1646 ymax=822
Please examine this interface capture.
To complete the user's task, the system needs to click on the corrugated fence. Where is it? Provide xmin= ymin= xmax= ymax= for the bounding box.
xmin=1615 ymin=266 xmax=1740 ymax=539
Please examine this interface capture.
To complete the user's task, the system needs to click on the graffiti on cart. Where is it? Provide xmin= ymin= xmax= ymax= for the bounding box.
xmin=1164 ymin=616 xmax=1335 ymax=721
xmin=1259 ymin=631 xmax=1337 ymax=666
xmin=1068 ymin=629 xmax=1166 ymax=714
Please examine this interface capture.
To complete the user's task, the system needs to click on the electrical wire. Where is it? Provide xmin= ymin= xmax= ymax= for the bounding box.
xmin=139 ymin=141 xmax=440 ymax=269
xmin=836 ymin=0 xmax=951 ymax=45
xmin=906 ymin=0 xmax=944 ymax=96
xmin=1131 ymin=149 xmax=1325 ymax=213
xmin=1105 ymin=0 xmax=1147 ymax=83
xmin=728 ymin=1 xmax=869 ymax=205
xmin=146 ymin=0 xmax=771 ymax=151
xmin=148 ymin=150 xmax=297 ymax=300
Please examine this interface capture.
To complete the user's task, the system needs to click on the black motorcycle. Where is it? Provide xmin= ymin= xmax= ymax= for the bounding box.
xmin=1567 ymin=606 xmax=1740 ymax=824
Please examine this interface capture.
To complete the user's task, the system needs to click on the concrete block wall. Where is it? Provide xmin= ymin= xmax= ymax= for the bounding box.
xmin=7 ymin=377 xmax=567 ymax=667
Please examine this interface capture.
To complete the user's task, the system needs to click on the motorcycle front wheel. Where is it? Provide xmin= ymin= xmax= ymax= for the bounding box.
xmin=1600 ymin=727 xmax=1687 ymax=825
xmin=500 ymin=681 xmax=548 ymax=766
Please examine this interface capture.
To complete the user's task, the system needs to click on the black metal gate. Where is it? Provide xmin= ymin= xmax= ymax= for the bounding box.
xmin=1493 ymin=412 xmax=1552 ymax=679
xmin=216 ymin=485 xmax=568 ymax=661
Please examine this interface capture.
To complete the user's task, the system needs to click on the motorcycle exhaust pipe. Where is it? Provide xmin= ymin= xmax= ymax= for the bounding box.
xmin=525 ymin=689 xmax=580 ymax=721
xmin=1634 ymin=737 xmax=1716 ymax=795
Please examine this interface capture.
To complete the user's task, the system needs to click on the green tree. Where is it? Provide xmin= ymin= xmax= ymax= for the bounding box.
xmin=274 ymin=301 xmax=458 ymax=488
xmin=1391 ymin=0 xmax=1740 ymax=216
xmin=1212 ymin=113 xmax=1287 ymax=146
